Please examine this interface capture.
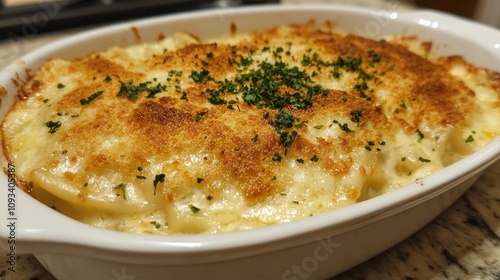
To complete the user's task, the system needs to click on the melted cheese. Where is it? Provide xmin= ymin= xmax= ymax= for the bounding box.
xmin=2 ymin=24 xmax=500 ymax=234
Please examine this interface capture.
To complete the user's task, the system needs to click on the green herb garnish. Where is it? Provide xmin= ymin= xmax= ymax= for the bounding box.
xmin=189 ymin=69 xmax=212 ymax=83
xmin=350 ymin=110 xmax=362 ymax=125
xmin=195 ymin=111 xmax=208 ymax=121
xmin=416 ymin=129 xmax=424 ymax=142
xmin=117 ymin=81 xmax=166 ymax=99
xmin=418 ymin=157 xmax=431 ymax=162
xmin=338 ymin=123 xmax=353 ymax=133
xmin=113 ymin=183 xmax=127 ymax=200
xmin=45 ymin=120 xmax=61 ymax=134
xmin=189 ymin=205 xmax=201 ymax=213
xmin=153 ymin=174 xmax=165 ymax=195
xmin=80 ymin=90 xmax=103 ymax=105
xmin=272 ymin=153 xmax=283 ymax=162
xmin=279 ymin=131 xmax=297 ymax=147
xmin=150 ymin=221 xmax=161 ymax=229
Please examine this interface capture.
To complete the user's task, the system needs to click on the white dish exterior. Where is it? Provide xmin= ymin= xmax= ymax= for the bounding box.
xmin=1 ymin=4 xmax=499 ymax=280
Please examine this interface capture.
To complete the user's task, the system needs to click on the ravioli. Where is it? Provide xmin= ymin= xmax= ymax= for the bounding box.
xmin=2 ymin=23 xmax=499 ymax=234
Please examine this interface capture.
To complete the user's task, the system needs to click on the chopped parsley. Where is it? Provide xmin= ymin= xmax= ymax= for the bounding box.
xmin=418 ymin=157 xmax=431 ymax=162
xmin=57 ymin=83 xmax=65 ymax=89
xmin=239 ymin=56 xmax=253 ymax=67
xmin=269 ymin=110 xmax=301 ymax=147
xmin=271 ymin=110 xmax=296 ymax=131
xmin=195 ymin=111 xmax=208 ymax=121
xmin=338 ymin=122 xmax=353 ymax=133
xmin=168 ymin=69 xmax=183 ymax=77
xmin=466 ymin=135 xmax=474 ymax=143
xmin=45 ymin=120 xmax=61 ymax=134
xmin=272 ymin=153 xmax=283 ymax=162
xmin=302 ymin=55 xmax=312 ymax=66
xmin=117 ymin=81 xmax=166 ymax=99
xmin=180 ymin=91 xmax=188 ymax=101
xmin=189 ymin=205 xmax=201 ymax=213
xmin=350 ymin=110 xmax=363 ymax=125
xmin=113 ymin=183 xmax=127 ymax=200
xmin=294 ymin=121 xmax=307 ymax=128
xmin=153 ymin=174 xmax=165 ymax=195
xmin=416 ymin=129 xmax=424 ymax=142
xmin=310 ymin=155 xmax=319 ymax=162
xmin=80 ymin=90 xmax=103 ymax=105
xmin=207 ymin=89 xmax=227 ymax=105
xmin=189 ymin=69 xmax=212 ymax=83
xmin=368 ymin=50 xmax=382 ymax=63
xmin=279 ymin=131 xmax=297 ymax=147
xmin=150 ymin=221 xmax=161 ymax=229
xmin=234 ymin=60 xmax=324 ymax=110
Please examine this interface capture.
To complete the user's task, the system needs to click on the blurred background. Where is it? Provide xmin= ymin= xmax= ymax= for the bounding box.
xmin=414 ymin=0 xmax=499 ymax=28
xmin=282 ymin=0 xmax=500 ymax=28
xmin=1 ymin=0 xmax=499 ymax=39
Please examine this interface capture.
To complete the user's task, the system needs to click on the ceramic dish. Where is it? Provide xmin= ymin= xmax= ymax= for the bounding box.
xmin=1 ymin=4 xmax=499 ymax=280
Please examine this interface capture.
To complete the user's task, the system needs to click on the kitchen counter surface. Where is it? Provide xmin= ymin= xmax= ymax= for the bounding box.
xmin=0 ymin=1 xmax=499 ymax=279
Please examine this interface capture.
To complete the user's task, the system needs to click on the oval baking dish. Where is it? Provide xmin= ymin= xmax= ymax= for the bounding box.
xmin=1 ymin=4 xmax=499 ymax=280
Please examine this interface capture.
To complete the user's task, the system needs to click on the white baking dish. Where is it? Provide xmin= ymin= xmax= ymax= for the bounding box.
xmin=1 ymin=4 xmax=499 ymax=280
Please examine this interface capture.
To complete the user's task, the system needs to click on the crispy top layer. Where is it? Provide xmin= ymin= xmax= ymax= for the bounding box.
xmin=4 ymin=24 xmax=478 ymax=202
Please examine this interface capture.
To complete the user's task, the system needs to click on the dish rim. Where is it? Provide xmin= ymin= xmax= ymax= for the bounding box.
xmin=0 ymin=3 xmax=499 ymax=258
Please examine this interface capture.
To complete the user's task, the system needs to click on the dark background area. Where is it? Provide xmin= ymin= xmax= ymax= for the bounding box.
xmin=413 ymin=0 xmax=479 ymax=19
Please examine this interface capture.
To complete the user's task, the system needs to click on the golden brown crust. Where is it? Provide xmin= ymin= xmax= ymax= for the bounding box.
xmin=3 ymin=24 xmax=480 ymax=203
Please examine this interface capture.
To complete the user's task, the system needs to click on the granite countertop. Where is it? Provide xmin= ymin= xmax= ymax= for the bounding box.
xmin=1 ymin=1 xmax=499 ymax=279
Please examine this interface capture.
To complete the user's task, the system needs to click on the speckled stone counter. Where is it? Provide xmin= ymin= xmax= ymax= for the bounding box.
xmin=336 ymin=160 xmax=500 ymax=280
xmin=1 ymin=1 xmax=499 ymax=279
